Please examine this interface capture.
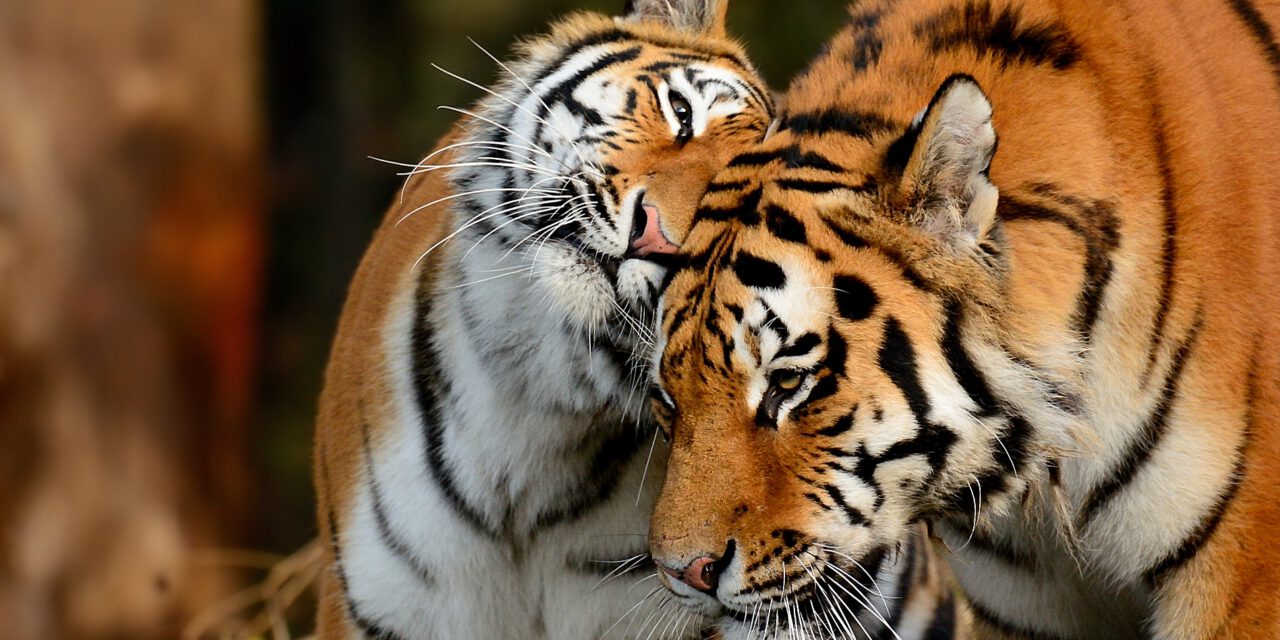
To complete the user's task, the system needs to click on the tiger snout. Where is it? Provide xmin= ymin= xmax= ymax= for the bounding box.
xmin=624 ymin=203 xmax=679 ymax=258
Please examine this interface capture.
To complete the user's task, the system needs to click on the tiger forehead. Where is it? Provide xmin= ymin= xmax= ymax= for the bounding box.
xmin=662 ymin=230 xmax=821 ymax=355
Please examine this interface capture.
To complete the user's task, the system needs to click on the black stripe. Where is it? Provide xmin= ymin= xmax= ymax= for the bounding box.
xmin=411 ymin=275 xmax=494 ymax=535
xmin=531 ymin=423 xmax=645 ymax=530
xmin=845 ymin=443 xmax=887 ymax=510
xmin=783 ymin=148 xmax=845 ymax=172
xmin=777 ymin=331 xmax=822 ymax=359
xmin=941 ymin=302 xmax=998 ymax=416
xmin=764 ymin=204 xmax=808 ymax=244
xmin=1145 ymin=341 xmax=1258 ymax=581
xmin=827 ymin=221 xmax=869 ymax=249
xmin=728 ymin=149 xmax=784 ymax=168
xmin=1227 ymin=0 xmax=1280 ymax=91
xmin=1080 ymin=312 xmax=1205 ymax=525
xmin=545 ymin=28 xmax=759 ymax=95
xmin=320 ymin=454 xmax=408 ymax=640
xmin=623 ymin=87 xmax=638 ymax=114
xmin=850 ymin=545 xmax=889 ymax=591
xmin=705 ymin=179 xmax=751 ymax=193
xmin=820 ymin=215 xmax=936 ymax=292
xmin=879 ymin=317 xmax=934 ymax=426
xmin=960 ymin=525 xmax=1038 ymax=571
xmin=567 ymin=550 xmax=652 ymax=579
xmin=733 ymin=252 xmax=787 ymax=289
xmin=884 ymin=120 xmax=923 ymax=174
xmin=914 ymin=1 xmax=1080 ymax=70
xmin=876 ymin=318 xmax=958 ymax=474
xmin=737 ymin=562 xmax=814 ymax=596
xmin=1144 ymin=460 xmax=1243 ymax=582
xmin=531 ymin=30 xmax=631 ymax=85
xmin=534 ymin=45 xmax=644 ymax=141
xmin=805 ymin=374 xmax=840 ymax=406
xmin=802 ymin=491 xmax=829 ymax=511
xmin=923 ymin=593 xmax=958 ymax=640
xmin=874 ymin=540 xmax=916 ymax=639
xmin=776 ymin=177 xmax=877 ymax=193
xmin=822 ymin=483 xmax=868 ymax=526
xmin=833 ymin=274 xmax=878 ymax=321
xmin=642 ymin=59 xmax=684 ymax=73
xmin=1001 ymin=190 xmax=1119 ymax=340
xmin=359 ymin=420 xmax=436 ymax=588
xmin=1142 ymin=101 xmax=1179 ymax=383
xmin=694 ymin=186 xmax=762 ymax=224
xmin=824 ymin=329 xmax=848 ymax=377
xmin=848 ymin=8 xmax=886 ymax=72
xmin=780 ymin=109 xmax=897 ymax=138
xmin=970 ymin=599 xmax=1067 ymax=640
xmin=943 ymin=413 xmax=1032 ymax=517
xmin=815 ymin=412 xmax=855 ymax=438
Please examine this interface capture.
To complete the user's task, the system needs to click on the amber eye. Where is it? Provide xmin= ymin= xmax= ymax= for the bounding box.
xmin=759 ymin=369 xmax=811 ymax=427
xmin=773 ymin=370 xmax=805 ymax=392
xmin=669 ymin=94 xmax=693 ymax=143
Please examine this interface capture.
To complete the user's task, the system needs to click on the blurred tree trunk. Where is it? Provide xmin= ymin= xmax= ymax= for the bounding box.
xmin=0 ymin=0 xmax=264 ymax=637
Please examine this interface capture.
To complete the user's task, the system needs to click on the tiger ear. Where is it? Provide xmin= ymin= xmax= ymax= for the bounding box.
xmin=894 ymin=74 xmax=999 ymax=246
xmin=622 ymin=0 xmax=729 ymax=36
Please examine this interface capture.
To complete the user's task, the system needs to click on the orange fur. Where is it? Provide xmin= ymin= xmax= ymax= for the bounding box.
xmin=651 ymin=0 xmax=1280 ymax=638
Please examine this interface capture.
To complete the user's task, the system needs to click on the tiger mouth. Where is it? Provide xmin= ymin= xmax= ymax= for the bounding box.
xmin=561 ymin=234 xmax=623 ymax=280
xmin=554 ymin=193 xmax=675 ymax=279
xmin=720 ymin=583 xmax=822 ymax=620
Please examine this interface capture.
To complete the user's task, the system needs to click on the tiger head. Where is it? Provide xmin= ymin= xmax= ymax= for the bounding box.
xmin=447 ymin=0 xmax=774 ymax=340
xmin=647 ymin=76 xmax=1080 ymax=621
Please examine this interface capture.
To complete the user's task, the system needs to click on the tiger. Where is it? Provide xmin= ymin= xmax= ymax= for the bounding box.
xmin=646 ymin=0 xmax=1280 ymax=638
xmin=310 ymin=1 xmax=782 ymax=637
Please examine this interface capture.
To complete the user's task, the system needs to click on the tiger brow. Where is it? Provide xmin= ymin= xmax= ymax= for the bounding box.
xmin=775 ymin=331 xmax=822 ymax=360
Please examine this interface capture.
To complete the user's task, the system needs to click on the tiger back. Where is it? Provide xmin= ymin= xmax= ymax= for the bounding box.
xmin=647 ymin=0 xmax=1280 ymax=638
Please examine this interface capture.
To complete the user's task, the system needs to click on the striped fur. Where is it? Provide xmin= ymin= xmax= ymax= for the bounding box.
xmin=312 ymin=3 xmax=778 ymax=638
xmin=648 ymin=1 xmax=1280 ymax=639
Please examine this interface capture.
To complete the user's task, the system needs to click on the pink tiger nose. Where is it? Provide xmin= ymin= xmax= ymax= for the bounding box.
xmin=626 ymin=203 xmax=679 ymax=258
xmin=660 ymin=556 xmax=722 ymax=594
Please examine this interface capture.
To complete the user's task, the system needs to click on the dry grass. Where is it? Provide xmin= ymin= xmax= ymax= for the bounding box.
xmin=182 ymin=540 xmax=322 ymax=640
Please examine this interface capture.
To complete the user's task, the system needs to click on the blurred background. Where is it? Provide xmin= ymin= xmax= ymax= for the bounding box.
xmin=0 ymin=0 xmax=847 ymax=637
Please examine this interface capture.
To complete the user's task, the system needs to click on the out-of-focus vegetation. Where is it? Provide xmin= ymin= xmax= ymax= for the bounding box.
xmin=0 ymin=0 xmax=847 ymax=637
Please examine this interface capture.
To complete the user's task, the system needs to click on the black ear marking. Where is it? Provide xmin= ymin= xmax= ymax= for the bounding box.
xmin=883 ymin=119 xmax=922 ymax=175
xmin=833 ymin=274 xmax=878 ymax=321
xmin=885 ymin=73 xmax=983 ymax=174
xmin=895 ymin=74 xmax=1000 ymax=245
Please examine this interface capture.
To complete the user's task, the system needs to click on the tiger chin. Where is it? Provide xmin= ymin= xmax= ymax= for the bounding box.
xmin=312 ymin=1 xmax=776 ymax=638
xmin=648 ymin=0 xmax=1280 ymax=639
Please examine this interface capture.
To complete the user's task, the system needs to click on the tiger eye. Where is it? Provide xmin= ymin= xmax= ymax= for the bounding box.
xmin=775 ymin=371 xmax=803 ymax=391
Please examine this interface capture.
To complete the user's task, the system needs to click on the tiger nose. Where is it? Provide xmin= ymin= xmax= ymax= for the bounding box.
xmin=657 ymin=540 xmax=735 ymax=594
xmin=660 ymin=556 xmax=722 ymax=593
xmin=625 ymin=203 xmax=678 ymax=258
